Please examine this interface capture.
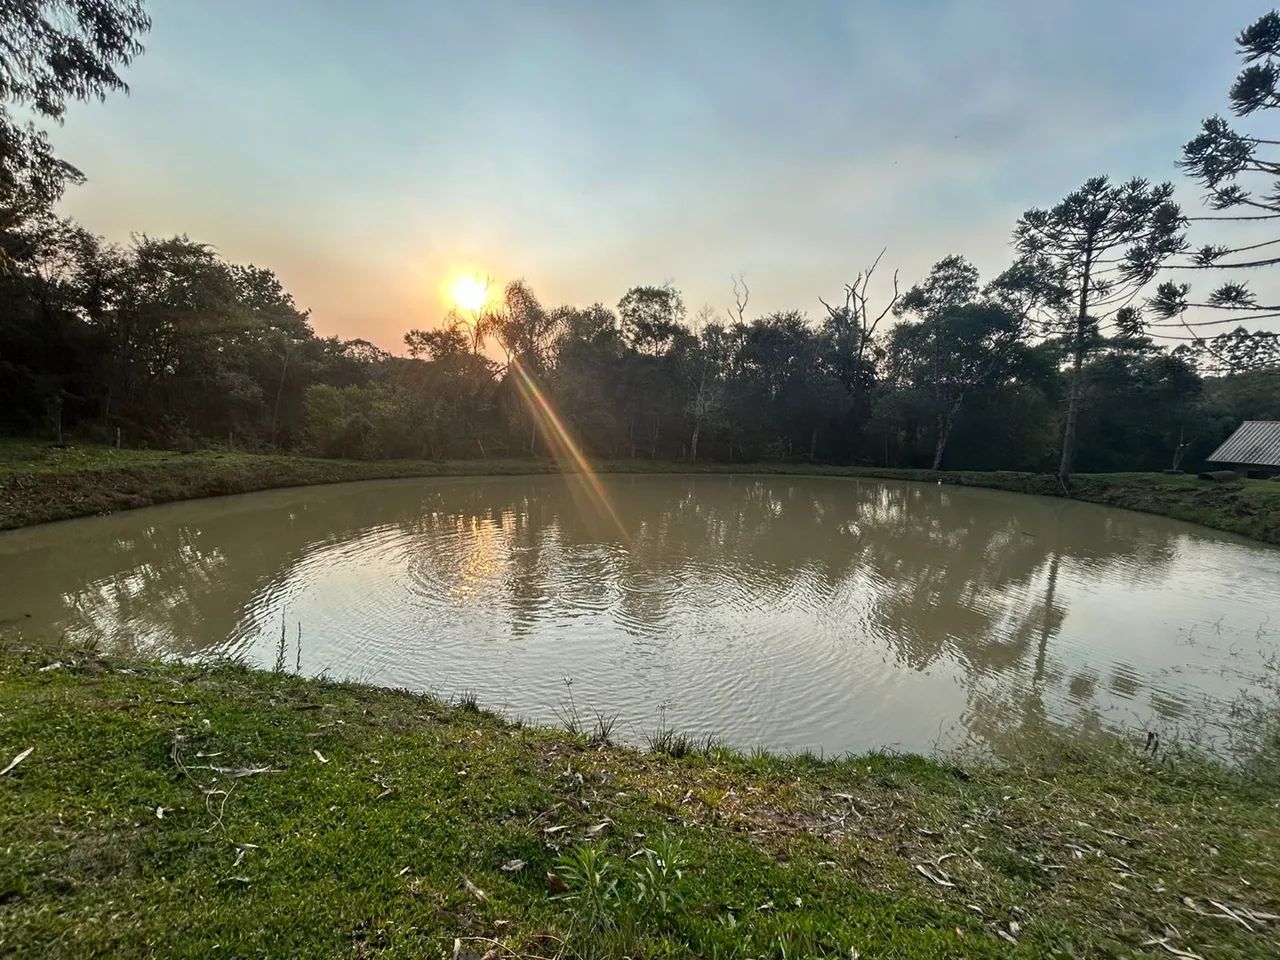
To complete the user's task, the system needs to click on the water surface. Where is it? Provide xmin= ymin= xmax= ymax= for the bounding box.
xmin=2 ymin=474 xmax=1276 ymax=756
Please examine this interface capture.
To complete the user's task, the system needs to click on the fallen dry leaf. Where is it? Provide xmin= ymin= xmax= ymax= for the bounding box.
xmin=1 ymin=747 xmax=33 ymax=777
xmin=208 ymin=765 xmax=276 ymax=778
xmin=914 ymin=863 xmax=955 ymax=887
xmin=546 ymin=872 xmax=569 ymax=893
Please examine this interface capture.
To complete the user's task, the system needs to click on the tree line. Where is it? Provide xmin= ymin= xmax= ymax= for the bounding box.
xmin=2 ymin=3 xmax=1278 ymax=480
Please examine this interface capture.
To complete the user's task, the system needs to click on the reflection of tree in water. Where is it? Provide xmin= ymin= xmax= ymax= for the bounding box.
xmin=2 ymin=475 xmax=1188 ymax=747
xmin=841 ymin=487 xmax=1180 ymax=675
xmin=571 ymin=478 xmax=1185 ymax=754
xmin=956 ymin=652 xmax=1196 ymax=760
xmin=399 ymin=476 xmax=1183 ymax=694
xmin=0 ymin=482 xmax=435 ymax=656
xmin=952 ymin=554 xmax=1192 ymax=758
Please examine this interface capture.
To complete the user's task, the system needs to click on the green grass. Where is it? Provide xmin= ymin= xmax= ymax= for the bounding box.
xmin=1 ymin=646 xmax=1277 ymax=958
xmin=2 ymin=438 xmax=1279 ymax=544
xmin=0 ymin=440 xmax=563 ymax=530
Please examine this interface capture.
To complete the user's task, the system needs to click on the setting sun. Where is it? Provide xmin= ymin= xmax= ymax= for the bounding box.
xmin=449 ymin=274 xmax=490 ymax=312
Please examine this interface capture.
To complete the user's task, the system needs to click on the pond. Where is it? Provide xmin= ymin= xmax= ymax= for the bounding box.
xmin=1 ymin=473 xmax=1277 ymax=757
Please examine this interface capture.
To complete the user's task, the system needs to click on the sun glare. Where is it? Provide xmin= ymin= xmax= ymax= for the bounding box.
xmin=449 ymin=274 xmax=490 ymax=312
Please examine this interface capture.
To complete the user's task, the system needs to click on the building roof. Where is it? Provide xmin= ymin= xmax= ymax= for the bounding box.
xmin=1207 ymin=420 xmax=1280 ymax=467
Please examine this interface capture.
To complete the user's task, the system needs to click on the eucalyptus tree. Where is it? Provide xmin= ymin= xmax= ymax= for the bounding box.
xmin=618 ymin=283 xmax=685 ymax=356
xmin=615 ymin=284 xmax=688 ymax=456
xmin=1013 ymin=177 xmax=1184 ymax=481
xmin=890 ymin=256 xmax=1035 ymax=469
xmin=393 ymin=324 xmax=498 ymax=458
xmin=478 ymin=280 xmax=562 ymax=371
xmin=817 ymin=250 xmax=900 ymax=458
xmin=682 ymin=306 xmax=727 ymax=461
xmin=404 ymin=323 xmax=469 ymax=360
xmin=731 ymin=310 xmax=841 ymax=459
xmin=1152 ymin=10 xmax=1280 ymax=373
xmin=549 ymin=304 xmax=627 ymax=455
xmin=818 ymin=249 xmax=899 ymax=394
xmin=473 ymin=280 xmax=565 ymax=454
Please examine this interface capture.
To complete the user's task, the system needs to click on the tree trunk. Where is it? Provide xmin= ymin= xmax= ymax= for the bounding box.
xmin=930 ymin=426 xmax=946 ymax=471
xmin=269 ymin=341 xmax=291 ymax=447
xmin=931 ymin=394 xmax=965 ymax=470
xmin=1171 ymin=426 xmax=1188 ymax=472
xmin=930 ymin=430 xmax=946 ymax=471
xmin=1058 ymin=333 xmax=1085 ymax=482
xmin=690 ymin=422 xmax=700 ymax=461
xmin=809 ymin=427 xmax=818 ymax=460
xmin=1059 ymin=248 xmax=1092 ymax=485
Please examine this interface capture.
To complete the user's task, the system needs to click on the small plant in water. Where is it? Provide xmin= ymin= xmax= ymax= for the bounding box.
xmin=272 ymin=615 xmax=288 ymax=673
xmin=554 ymin=676 xmax=583 ymax=736
xmin=645 ymin=705 xmax=690 ymax=757
xmin=589 ymin=710 xmax=618 ymax=747
xmin=646 ymin=722 xmax=698 ymax=758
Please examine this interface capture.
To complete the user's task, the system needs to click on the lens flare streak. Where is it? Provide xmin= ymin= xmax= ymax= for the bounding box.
xmin=509 ymin=359 xmax=629 ymax=542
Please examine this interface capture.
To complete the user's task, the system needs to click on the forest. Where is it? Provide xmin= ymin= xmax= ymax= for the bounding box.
xmin=2 ymin=4 xmax=1280 ymax=479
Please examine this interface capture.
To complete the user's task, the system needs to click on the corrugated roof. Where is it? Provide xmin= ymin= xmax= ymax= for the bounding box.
xmin=1207 ymin=420 xmax=1280 ymax=467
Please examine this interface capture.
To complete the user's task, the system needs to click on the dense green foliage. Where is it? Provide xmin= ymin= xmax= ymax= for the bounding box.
xmin=2 ymin=8 xmax=1280 ymax=477
xmin=4 ymin=230 xmax=1279 ymax=472
xmin=0 ymin=1 xmax=149 ymax=252
xmin=2 ymin=647 xmax=1277 ymax=959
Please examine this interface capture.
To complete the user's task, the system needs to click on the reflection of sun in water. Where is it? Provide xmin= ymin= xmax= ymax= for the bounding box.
xmin=450 ymin=274 xmax=489 ymax=312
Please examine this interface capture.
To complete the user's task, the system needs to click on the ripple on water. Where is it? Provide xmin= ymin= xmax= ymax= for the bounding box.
xmin=2 ymin=473 xmax=1278 ymax=758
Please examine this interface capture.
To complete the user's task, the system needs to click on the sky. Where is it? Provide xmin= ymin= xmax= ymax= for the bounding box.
xmin=45 ymin=0 xmax=1271 ymax=352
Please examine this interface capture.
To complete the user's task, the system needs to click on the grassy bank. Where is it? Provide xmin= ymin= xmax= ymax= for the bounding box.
xmin=0 ymin=440 xmax=564 ymax=530
xmin=2 ymin=439 xmax=1279 ymax=544
xmin=0 ymin=647 xmax=1276 ymax=958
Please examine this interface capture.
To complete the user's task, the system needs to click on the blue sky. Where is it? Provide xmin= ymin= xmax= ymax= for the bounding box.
xmin=47 ymin=0 xmax=1268 ymax=349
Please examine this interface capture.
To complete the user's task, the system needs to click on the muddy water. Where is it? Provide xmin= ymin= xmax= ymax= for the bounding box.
xmin=2 ymin=474 xmax=1276 ymax=756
